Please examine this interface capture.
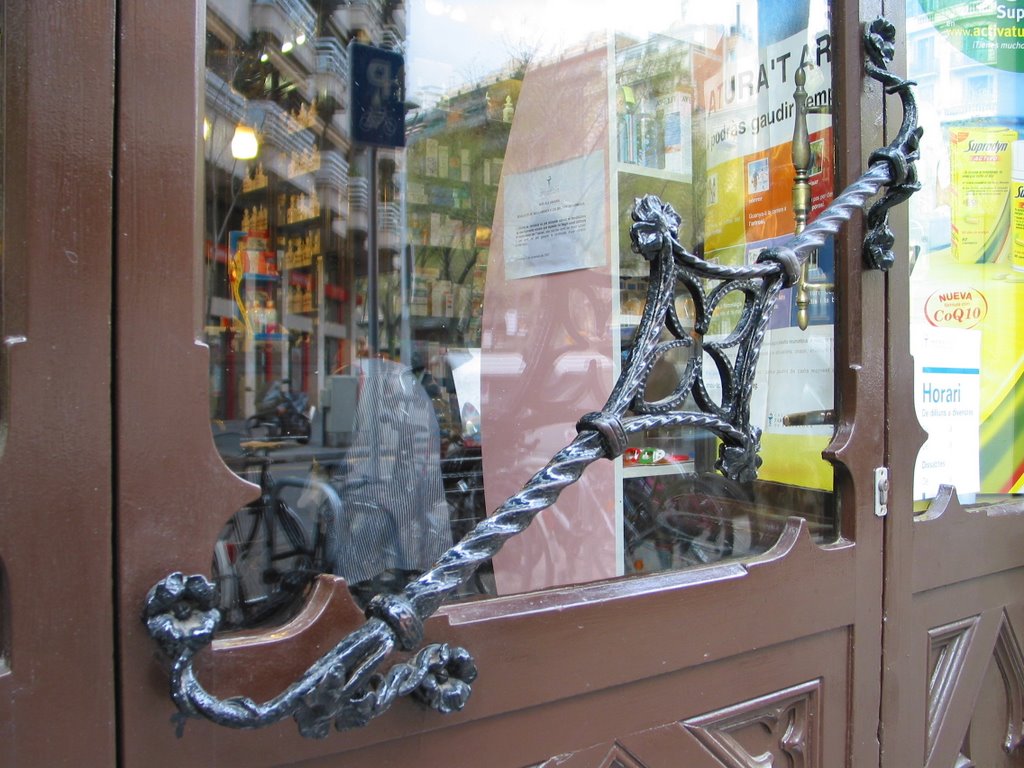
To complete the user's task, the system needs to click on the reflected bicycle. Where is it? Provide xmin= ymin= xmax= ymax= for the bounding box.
xmin=212 ymin=441 xmax=342 ymax=629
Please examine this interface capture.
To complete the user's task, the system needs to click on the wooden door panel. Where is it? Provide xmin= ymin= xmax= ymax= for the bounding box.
xmin=918 ymin=577 xmax=1024 ymax=767
xmin=882 ymin=487 xmax=1024 ymax=766
xmin=0 ymin=1 xmax=116 ymax=764
xmin=288 ymin=627 xmax=850 ymax=768
xmin=912 ymin=490 xmax=1024 ymax=593
xmin=128 ymin=519 xmax=859 ymax=767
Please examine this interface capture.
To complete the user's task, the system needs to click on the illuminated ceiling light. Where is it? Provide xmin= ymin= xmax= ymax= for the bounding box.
xmin=295 ymin=33 xmax=306 ymax=46
xmin=202 ymin=118 xmax=211 ymax=140
xmin=230 ymin=124 xmax=259 ymax=160
xmin=259 ymin=51 xmax=270 ymax=63
xmin=281 ymin=40 xmax=294 ymax=53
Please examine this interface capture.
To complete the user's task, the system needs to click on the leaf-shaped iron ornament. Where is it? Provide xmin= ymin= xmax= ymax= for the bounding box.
xmin=145 ymin=19 xmax=919 ymax=738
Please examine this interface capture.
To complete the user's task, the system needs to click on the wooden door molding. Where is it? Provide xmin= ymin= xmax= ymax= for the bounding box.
xmin=0 ymin=0 xmax=116 ymax=763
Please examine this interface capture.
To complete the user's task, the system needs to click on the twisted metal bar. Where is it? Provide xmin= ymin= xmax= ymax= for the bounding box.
xmin=144 ymin=17 xmax=920 ymax=738
xmin=405 ymin=432 xmax=607 ymax=617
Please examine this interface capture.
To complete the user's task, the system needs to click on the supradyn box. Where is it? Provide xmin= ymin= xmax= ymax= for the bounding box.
xmin=950 ymin=127 xmax=1018 ymax=263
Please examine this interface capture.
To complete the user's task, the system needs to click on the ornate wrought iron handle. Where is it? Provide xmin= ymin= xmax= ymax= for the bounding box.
xmin=144 ymin=18 xmax=919 ymax=739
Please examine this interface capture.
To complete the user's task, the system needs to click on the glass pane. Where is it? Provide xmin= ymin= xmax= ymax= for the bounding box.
xmin=905 ymin=0 xmax=1024 ymax=509
xmin=202 ymin=0 xmax=837 ymax=629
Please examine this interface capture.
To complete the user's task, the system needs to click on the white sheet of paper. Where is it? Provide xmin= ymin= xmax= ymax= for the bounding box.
xmin=911 ymin=326 xmax=981 ymax=500
xmin=502 ymin=152 xmax=607 ymax=280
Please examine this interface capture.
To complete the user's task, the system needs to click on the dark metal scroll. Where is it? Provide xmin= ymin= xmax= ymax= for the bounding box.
xmin=144 ymin=19 xmax=919 ymax=738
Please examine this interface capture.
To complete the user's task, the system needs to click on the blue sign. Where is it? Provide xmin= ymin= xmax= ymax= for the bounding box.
xmin=350 ymin=43 xmax=405 ymax=148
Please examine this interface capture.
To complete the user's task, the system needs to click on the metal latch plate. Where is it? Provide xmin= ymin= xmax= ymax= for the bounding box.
xmin=874 ymin=467 xmax=890 ymax=517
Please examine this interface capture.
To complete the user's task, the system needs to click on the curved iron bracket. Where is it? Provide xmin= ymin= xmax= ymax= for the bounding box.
xmin=144 ymin=18 xmax=919 ymax=738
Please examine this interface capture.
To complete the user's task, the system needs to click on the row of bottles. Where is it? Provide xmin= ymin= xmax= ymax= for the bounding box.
xmin=407 ymin=210 xmax=477 ymax=249
xmin=241 ymin=284 xmax=316 ymax=332
xmin=617 ymin=85 xmax=693 ymax=174
xmin=283 ymin=101 xmax=318 ymax=133
xmin=288 ymin=147 xmax=321 ymax=177
xmin=242 ymin=163 xmax=269 ymax=192
xmin=282 ymin=230 xmax=322 ymax=269
xmin=242 ymin=205 xmax=270 ymax=232
xmin=411 ymin=139 xmax=505 ymax=186
xmin=282 ymin=190 xmax=321 ymax=223
xmin=241 ymin=192 xmax=322 ymax=236
xmin=244 ymin=295 xmax=279 ymax=335
xmin=287 ymin=283 xmax=315 ymax=314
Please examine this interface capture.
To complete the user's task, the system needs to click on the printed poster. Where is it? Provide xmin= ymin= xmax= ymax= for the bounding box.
xmin=911 ymin=327 xmax=982 ymax=499
xmin=700 ymin=0 xmax=837 ymax=488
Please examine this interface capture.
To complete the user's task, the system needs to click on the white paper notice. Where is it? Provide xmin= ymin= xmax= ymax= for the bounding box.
xmin=701 ymin=325 xmax=834 ymax=433
xmin=447 ymin=348 xmax=481 ymax=433
xmin=911 ymin=327 xmax=981 ymax=500
xmin=502 ymin=152 xmax=606 ymax=280
xmin=752 ymin=325 xmax=835 ymax=435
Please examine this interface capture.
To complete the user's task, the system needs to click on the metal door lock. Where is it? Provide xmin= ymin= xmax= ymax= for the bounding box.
xmin=874 ymin=467 xmax=890 ymax=517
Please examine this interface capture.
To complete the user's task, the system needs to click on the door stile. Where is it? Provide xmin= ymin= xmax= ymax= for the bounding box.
xmin=0 ymin=0 xmax=117 ymax=764
xmin=828 ymin=0 xmax=890 ymax=762
xmin=878 ymin=0 xmax=928 ymax=761
xmin=879 ymin=0 xmax=1024 ymax=761
xmin=114 ymin=1 xmax=265 ymax=765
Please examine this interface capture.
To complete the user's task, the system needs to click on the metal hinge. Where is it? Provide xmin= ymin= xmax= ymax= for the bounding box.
xmin=874 ymin=467 xmax=890 ymax=517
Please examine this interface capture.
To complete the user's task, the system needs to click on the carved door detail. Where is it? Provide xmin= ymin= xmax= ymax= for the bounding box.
xmin=529 ymin=679 xmax=824 ymax=768
xmin=683 ymin=680 xmax=821 ymax=768
xmin=926 ymin=608 xmax=1024 ymax=767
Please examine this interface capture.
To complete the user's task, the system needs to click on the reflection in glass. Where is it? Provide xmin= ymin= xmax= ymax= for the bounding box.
xmin=202 ymin=0 xmax=837 ymax=628
xmin=906 ymin=0 xmax=1024 ymax=509
xmin=0 ymin=10 xmax=5 ymax=428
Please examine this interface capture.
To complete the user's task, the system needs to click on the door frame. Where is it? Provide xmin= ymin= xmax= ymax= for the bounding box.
xmin=0 ymin=0 xmax=116 ymax=764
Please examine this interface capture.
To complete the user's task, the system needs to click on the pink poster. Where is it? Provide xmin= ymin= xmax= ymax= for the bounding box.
xmin=480 ymin=46 xmax=617 ymax=595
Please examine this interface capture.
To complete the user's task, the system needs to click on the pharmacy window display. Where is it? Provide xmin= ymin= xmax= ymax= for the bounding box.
xmin=906 ymin=0 xmax=1024 ymax=502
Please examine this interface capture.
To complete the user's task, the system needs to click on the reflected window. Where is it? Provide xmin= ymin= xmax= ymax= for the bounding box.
xmin=202 ymin=0 xmax=838 ymax=629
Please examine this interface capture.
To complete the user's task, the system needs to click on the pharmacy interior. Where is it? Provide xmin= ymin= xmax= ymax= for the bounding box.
xmin=199 ymin=0 xmax=1023 ymax=629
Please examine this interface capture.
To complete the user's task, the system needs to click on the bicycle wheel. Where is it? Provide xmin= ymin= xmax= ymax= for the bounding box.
xmin=212 ymin=517 xmax=242 ymax=627
xmin=213 ymin=498 xmax=314 ymax=630
xmin=655 ymin=473 xmax=753 ymax=567
xmin=212 ymin=504 xmax=272 ymax=629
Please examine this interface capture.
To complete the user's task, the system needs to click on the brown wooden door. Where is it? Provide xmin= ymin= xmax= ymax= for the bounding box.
xmin=880 ymin=3 xmax=1024 ymax=764
xmin=0 ymin=1 xmax=117 ymax=764
xmin=114 ymin=0 xmax=897 ymax=766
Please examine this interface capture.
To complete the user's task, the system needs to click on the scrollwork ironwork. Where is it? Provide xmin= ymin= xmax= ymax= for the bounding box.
xmin=145 ymin=18 xmax=919 ymax=738
xmin=863 ymin=17 xmax=923 ymax=270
